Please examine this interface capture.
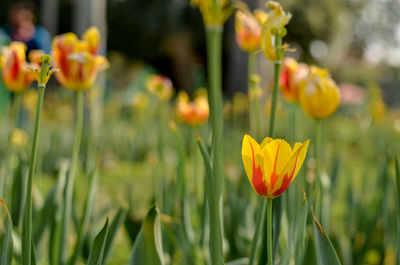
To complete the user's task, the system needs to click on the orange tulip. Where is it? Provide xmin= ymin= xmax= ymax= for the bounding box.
xmin=0 ymin=42 xmax=34 ymax=93
xmin=52 ymin=27 xmax=108 ymax=91
xmin=279 ymin=57 xmax=308 ymax=103
xmin=176 ymin=90 xmax=209 ymax=126
xmin=242 ymin=135 xmax=309 ymax=198
xmin=235 ymin=9 xmax=267 ymax=52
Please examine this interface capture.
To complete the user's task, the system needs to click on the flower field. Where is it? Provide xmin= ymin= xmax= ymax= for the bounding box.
xmin=0 ymin=1 xmax=399 ymax=265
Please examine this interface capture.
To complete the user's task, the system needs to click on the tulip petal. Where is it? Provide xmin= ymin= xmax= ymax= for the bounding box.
xmin=272 ymin=140 xmax=309 ymax=197
xmin=242 ymin=135 xmax=268 ymax=196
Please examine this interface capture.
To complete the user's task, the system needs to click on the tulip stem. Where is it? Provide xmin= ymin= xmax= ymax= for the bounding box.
xmin=60 ymin=90 xmax=84 ymax=264
xmin=248 ymin=52 xmax=261 ymax=140
xmin=22 ymin=84 xmax=46 ymax=265
xmin=205 ymin=25 xmax=224 ymax=265
xmin=267 ymin=198 xmax=273 ymax=265
xmin=314 ymin=119 xmax=322 ymax=219
xmin=248 ymin=36 xmax=282 ymax=265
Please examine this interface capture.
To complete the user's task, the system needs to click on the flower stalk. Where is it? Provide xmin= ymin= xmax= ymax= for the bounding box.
xmin=205 ymin=24 xmax=224 ymax=265
xmin=22 ymin=54 xmax=56 ymax=265
xmin=59 ymin=90 xmax=84 ymax=264
xmin=248 ymin=35 xmax=282 ymax=265
xmin=22 ymin=84 xmax=45 ymax=265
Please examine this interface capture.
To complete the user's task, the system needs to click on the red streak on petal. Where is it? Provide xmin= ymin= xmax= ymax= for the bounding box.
xmin=11 ymin=51 xmax=19 ymax=80
xmin=273 ymin=145 xmax=304 ymax=197
xmin=58 ymin=39 xmax=70 ymax=78
xmin=249 ymin=139 xmax=268 ymax=196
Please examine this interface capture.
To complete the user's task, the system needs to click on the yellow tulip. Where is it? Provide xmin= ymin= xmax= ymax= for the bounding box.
xmin=260 ymin=1 xmax=291 ymax=62
xmin=176 ymin=90 xmax=209 ymax=126
xmin=299 ymin=66 xmax=340 ymax=119
xmin=52 ymin=27 xmax=108 ymax=91
xmin=242 ymin=135 xmax=309 ymax=198
xmin=146 ymin=74 xmax=174 ymax=101
xmin=0 ymin=42 xmax=34 ymax=93
xmin=235 ymin=9 xmax=267 ymax=52
xmin=279 ymin=57 xmax=308 ymax=103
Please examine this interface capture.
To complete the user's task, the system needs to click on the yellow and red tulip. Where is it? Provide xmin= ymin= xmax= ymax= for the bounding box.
xmin=242 ymin=135 xmax=309 ymax=198
xmin=176 ymin=90 xmax=209 ymax=126
xmin=260 ymin=1 xmax=291 ymax=62
xmin=0 ymin=42 xmax=34 ymax=93
xmin=52 ymin=27 xmax=108 ymax=91
xmin=279 ymin=57 xmax=308 ymax=103
xmin=235 ymin=9 xmax=267 ymax=52
xmin=146 ymin=74 xmax=174 ymax=101
xmin=299 ymin=66 xmax=340 ymax=119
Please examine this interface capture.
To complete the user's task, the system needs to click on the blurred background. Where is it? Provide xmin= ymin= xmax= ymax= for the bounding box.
xmin=0 ymin=0 xmax=400 ymax=107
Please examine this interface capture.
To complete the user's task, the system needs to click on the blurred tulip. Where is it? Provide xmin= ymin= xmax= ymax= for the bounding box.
xmin=52 ymin=27 xmax=108 ymax=91
xmin=260 ymin=1 xmax=291 ymax=62
xmin=299 ymin=66 xmax=340 ymax=119
xmin=11 ymin=128 xmax=28 ymax=148
xmin=191 ymin=0 xmax=232 ymax=26
xmin=146 ymin=74 xmax=173 ymax=101
xmin=242 ymin=135 xmax=309 ymax=198
xmin=132 ymin=92 xmax=149 ymax=111
xmin=279 ymin=57 xmax=308 ymax=103
xmin=176 ymin=90 xmax=209 ymax=126
xmin=0 ymin=42 xmax=34 ymax=93
xmin=235 ymin=9 xmax=267 ymax=52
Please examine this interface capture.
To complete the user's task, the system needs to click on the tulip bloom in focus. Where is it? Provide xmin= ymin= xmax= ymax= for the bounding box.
xmin=52 ymin=27 xmax=108 ymax=91
xmin=176 ymin=90 xmax=209 ymax=126
xmin=299 ymin=66 xmax=340 ymax=119
xmin=242 ymin=135 xmax=309 ymax=198
xmin=146 ymin=74 xmax=174 ymax=101
xmin=0 ymin=42 xmax=34 ymax=93
xmin=279 ymin=57 xmax=308 ymax=103
xmin=235 ymin=9 xmax=267 ymax=52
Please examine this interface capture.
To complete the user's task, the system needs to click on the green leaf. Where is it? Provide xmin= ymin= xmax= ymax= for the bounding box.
xmin=129 ymin=205 xmax=165 ymax=265
xmin=0 ymin=199 xmax=13 ymax=265
xmin=101 ymin=207 xmax=127 ymax=265
xmin=312 ymin=212 xmax=341 ymax=265
xmin=87 ymin=218 xmax=109 ymax=265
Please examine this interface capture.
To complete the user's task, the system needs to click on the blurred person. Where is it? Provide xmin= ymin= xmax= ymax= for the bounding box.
xmin=1 ymin=1 xmax=51 ymax=55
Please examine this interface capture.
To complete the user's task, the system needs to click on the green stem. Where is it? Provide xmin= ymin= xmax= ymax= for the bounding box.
xmin=248 ymin=52 xmax=261 ymax=140
xmin=206 ymin=25 xmax=224 ymax=265
xmin=314 ymin=119 xmax=322 ymax=219
xmin=267 ymin=199 xmax=273 ymax=265
xmin=60 ymin=91 xmax=84 ymax=265
xmin=248 ymin=36 xmax=282 ymax=265
xmin=22 ymin=84 xmax=46 ymax=265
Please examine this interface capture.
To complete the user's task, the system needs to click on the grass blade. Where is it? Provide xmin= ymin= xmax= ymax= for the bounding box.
xmin=87 ymin=218 xmax=109 ymax=265
xmin=101 ymin=207 xmax=127 ymax=265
